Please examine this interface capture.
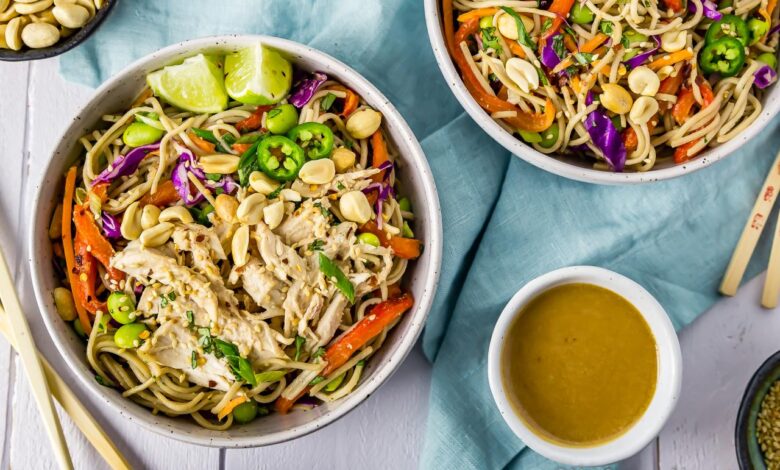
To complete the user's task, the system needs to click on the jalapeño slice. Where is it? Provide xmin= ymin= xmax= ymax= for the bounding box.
xmin=287 ymin=122 xmax=334 ymax=160
xmin=699 ymin=37 xmax=745 ymax=77
xmin=705 ymin=15 xmax=750 ymax=46
xmin=257 ymin=135 xmax=305 ymax=181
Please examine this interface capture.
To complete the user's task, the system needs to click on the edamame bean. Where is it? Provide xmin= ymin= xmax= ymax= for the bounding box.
xmin=123 ymin=122 xmax=164 ymax=148
xmin=758 ymin=52 xmax=778 ymax=69
xmin=402 ymin=221 xmax=414 ymax=238
xmin=570 ymin=3 xmax=594 ymax=24
xmin=398 ymin=197 xmax=412 ymax=212
xmin=539 ymin=123 xmax=560 ymax=148
xmin=357 ymin=233 xmax=380 ymax=247
xmin=519 ymin=130 xmax=542 ymax=144
xmin=73 ymin=318 xmax=86 ymax=339
xmin=114 ymin=323 xmax=148 ymax=349
xmin=266 ymin=104 xmax=299 ymax=135
xmin=107 ymin=291 xmax=137 ymax=324
xmin=232 ymin=400 xmax=259 ymax=424
xmin=479 ymin=16 xmax=493 ymax=30
xmin=624 ymin=30 xmax=649 ymax=44
xmin=748 ymin=18 xmax=769 ymax=45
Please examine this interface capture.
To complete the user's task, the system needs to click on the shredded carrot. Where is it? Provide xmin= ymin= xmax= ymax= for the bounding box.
xmin=189 ymin=133 xmax=216 ymax=153
xmin=236 ymin=105 xmax=272 ymax=132
xmin=570 ymin=76 xmax=582 ymax=94
xmin=457 ymin=7 xmax=498 ymax=22
xmin=218 ymin=396 xmax=249 ymax=421
xmin=769 ymin=0 xmax=777 ymax=15
xmin=231 ymin=143 xmax=252 ymax=154
xmin=341 ymin=89 xmax=359 ymax=117
xmin=52 ymin=242 xmax=64 ymax=259
xmin=508 ymin=42 xmax=527 ymax=58
xmin=61 ymin=167 xmax=91 ymax=334
xmin=131 ymin=88 xmax=153 ymax=107
xmin=563 ymin=35 xmax=578 ymax=53
xmin=581 ymin=33 xmax=609 ymax=53
xmin=674 ymin=140 xmax=699 ymax=163
xmin=73 ymin=205 xmax=125 ymax=283
xmin=649 ymin=50 xmax=694 ymax=70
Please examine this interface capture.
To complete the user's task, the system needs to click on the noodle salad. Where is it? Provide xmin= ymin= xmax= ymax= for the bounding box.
xmin=442 ymin=0 xmax=779 ymax=171
xmin=48 ymin=45 xmax=421 ymax=429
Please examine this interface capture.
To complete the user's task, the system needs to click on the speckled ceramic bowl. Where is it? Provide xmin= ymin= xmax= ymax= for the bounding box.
xmin=0 ymin=0 xmax=116 ymax=62
xmin=28 ymin=35 xmax=442 ymax=447
xmin=423 ymin=0 xmax=780 ymax=185
xmin=736 ymin=350 xmax=780 ymax=469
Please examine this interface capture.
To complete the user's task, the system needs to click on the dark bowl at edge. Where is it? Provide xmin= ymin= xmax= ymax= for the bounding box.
xmin=0 ymin=0 xmax=116 ymax=62
xmin=736 ymin=349 xmax=780 ymax=469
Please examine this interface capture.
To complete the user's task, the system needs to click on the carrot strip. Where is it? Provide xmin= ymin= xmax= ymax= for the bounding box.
xmin=61 ymin=167 xmax=92 ymax=334
xmin=674 ymin=140 xmax=698 ymax=163
xmin=231 ymin=143 xmax=252 ymax=155
xmin=370 ymin=131 xmax=389 ymax=183
xmin=544 ymin=0 xmax=577 ymax=39
xmin=73 ymin=205 xmax=125 ymax=284
xmin=452 ymin=18 xmax=556 ymax=132
xmin=275 ymin=293 xmax=415 ymax=414
xmin=341 ymin=89 xmax=359 ymax=117
xmin=131 ymin=88 xmax=153 ymax=107
xmin=218 ymin=396 xmax=249 ymax=421
xmin=236 ymin=105 xmax=272 ymax=132
xmin=672 ymin=87 xmax=696 ymax=125
xmin=189 ymin=133 xmax=216 ymax=153
xmin=443 ymin=0 xmax=457 ymax=56
xmin=664 ymin=0 xmax=684 ymax=12
xmin=649 ymin=50 xmax=694 ymax=70
xmin=457 ymin=7 xmax=498 ymax=22
xmin=139 ymin=180 xmax=180 ymax=207
xmin=72 ymin=234 xmax=106 ymax=315
xmin=563 ymin=35 xmax=578 ymax=53
xmin=359 ymin=221 xmax=421 ymax=260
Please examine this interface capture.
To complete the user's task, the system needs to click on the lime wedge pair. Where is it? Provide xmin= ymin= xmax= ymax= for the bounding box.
xmin=147 ymin=44 xmax=293 ymax=114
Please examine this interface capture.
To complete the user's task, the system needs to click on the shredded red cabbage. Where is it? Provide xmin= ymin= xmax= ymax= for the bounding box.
xmin=101 ymin=212 xmax=121 ymax=239
xmin=92 ymin=142 xmax=160 ymax=186
xmin=770 ymin=23 xmax=780 ymax=36
xmin=541 ymin=36 xmax=563 ymax=71
xmin=289 ymin=72 xmax=328 ymax=108
xmin=362 ymin=178 xmax=395 ymax=230
xmin=755 ymin=65 xmax=778 ymax=89
xmin=687 ymin=0 xmax=723 ymax=20
xmin=584 ymin=108 xmax=626 ymax=172
xmin=623 ymin=36 xmax=661 ymax=69
xmin=171 ymin=147 xmax=237 ymax=206
xmin=473 ymin=33 xmax=484 ymax=50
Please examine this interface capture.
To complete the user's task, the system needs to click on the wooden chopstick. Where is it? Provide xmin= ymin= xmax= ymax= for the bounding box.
xmin=0 ymin=249 xmax=72 ymax=470
xmin=720 ymin=150 xmax=780 ymax=296
xmin=0 ymin=307 xmax=130 ymax=470
xmin=764 ymin=218 xmax=780 ymax=308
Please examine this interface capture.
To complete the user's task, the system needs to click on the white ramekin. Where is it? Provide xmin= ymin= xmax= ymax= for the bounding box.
xmin=423 ymin=0 xmax=780 ymax=185
xmin=487 ymin=266 xmax=682 ymax=466
xmin=28 ymin=35 xmax=442 ymax=448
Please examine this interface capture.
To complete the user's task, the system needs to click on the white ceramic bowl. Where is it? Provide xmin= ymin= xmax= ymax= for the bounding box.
xmin=487 ymin=266 xmax=682 ymax=466
xmin=28 ymin=35 xmax=442 ymax=448
xmin=424 ymin=0 xmax=780 ymax=184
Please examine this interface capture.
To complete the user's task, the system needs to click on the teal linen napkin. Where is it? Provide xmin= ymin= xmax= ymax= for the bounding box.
xmin=60 ymin=1 xmax=780 ymax=468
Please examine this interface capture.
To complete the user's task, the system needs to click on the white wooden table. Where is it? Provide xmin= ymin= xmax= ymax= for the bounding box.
xmin=0 ymin=58 xmax=775 ymax=470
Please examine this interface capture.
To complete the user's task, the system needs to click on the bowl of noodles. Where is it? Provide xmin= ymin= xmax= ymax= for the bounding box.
xmin=28 ymin=35 xmax=442 ymax=447
xmin=425 ymin=0 xmax=780 ymax=184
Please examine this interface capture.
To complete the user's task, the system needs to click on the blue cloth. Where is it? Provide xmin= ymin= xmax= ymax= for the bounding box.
xmin=60 ymin=1 xmax=780 ymax=468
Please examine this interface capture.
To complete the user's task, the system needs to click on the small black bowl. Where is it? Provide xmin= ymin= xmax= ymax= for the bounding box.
xmin=736 ymin=349 xmax=780 ymax=469
xmin=0 ymin=0 xmax=116 ymax=62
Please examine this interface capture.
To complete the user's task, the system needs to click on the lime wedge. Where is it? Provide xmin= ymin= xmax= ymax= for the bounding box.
xmin=225 ymin=44 xmax=292 ymax=105
xmin=146 ymin=54 xmax=228 ymax=114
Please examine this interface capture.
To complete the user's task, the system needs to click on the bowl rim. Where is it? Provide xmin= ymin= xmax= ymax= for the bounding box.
xmin=27 ymin=34 xmax=443 ymax=448
xmin=734 ymin=349 xmax=780 ymax=469
xmin=423 ymin=0 xmax=780 ymax=185
xmin=487 ymin=266 xmax=683 ymax=466
xmin=0 ymin=0 xmax=117 ymax=62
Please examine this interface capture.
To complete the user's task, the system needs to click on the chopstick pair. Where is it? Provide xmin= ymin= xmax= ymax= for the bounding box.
xmin=720 ymin=149 xmax=780 ymax=307
xmin=0 ymin=248 xmax=129 ymax=469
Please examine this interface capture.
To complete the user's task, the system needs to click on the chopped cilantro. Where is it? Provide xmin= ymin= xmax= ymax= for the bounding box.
xmin=308 ymin=239 xmax=325 ymax=251
xmin=321 ymin=93 xmax=337 ymax=111
xmin=168 ymin=291 xmax=176 ymax=301
xmin=186 ymin=310 xmax=194 ymax=328
xmin=191 ymin=351 xmax=197 ymax=369
xmin=294 ymin=335 xmax=305 ymax=361
xmin=95 ymin=375 xmax=112 ymax=387
xmin=312 ymin=347 xmax=326 ymax=359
